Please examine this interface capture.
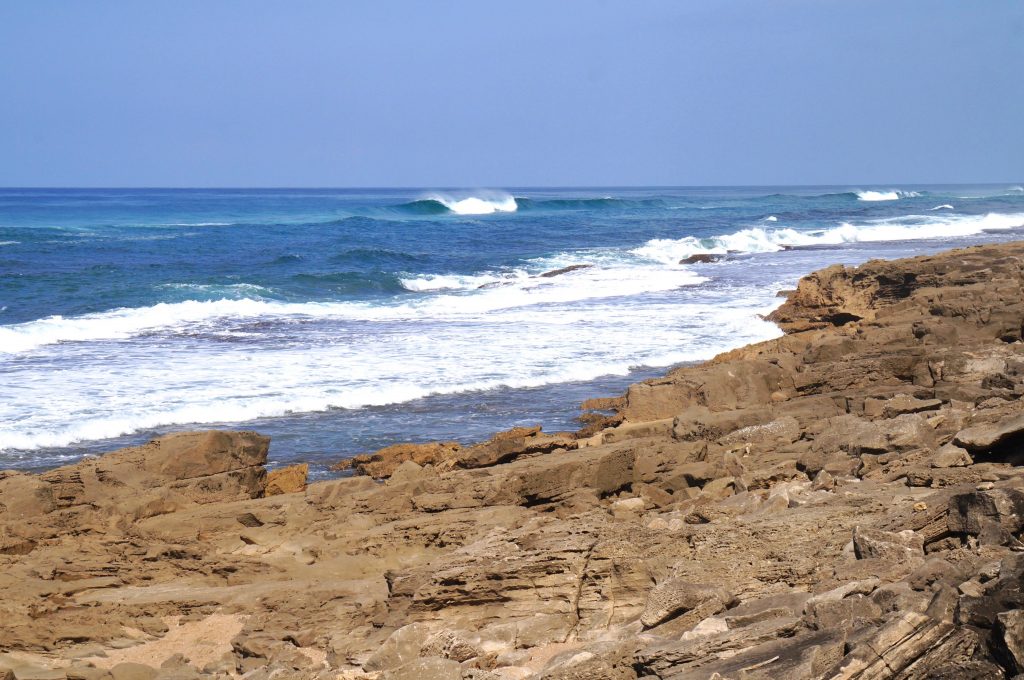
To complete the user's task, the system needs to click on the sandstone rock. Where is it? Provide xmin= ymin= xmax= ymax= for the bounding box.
xmin=380 ymin=657 xmax=462 ymax=680
xmin=458 ymin=426 xmax=575 ymax=468
xmin=954 ymin=413 xmax=1024 ymax=457
xmin=852 ymin=527 xmax=924 ymax=564
xmin=364 ymin=623 xmax=435 ymax=672
xmin=930 ymin=443 xmax=973 ymax=468
xmin=264 ymin=463 xmax=308 ymax=496
xmin=109 ymin=664 xmax=158 ymax=680
xmin=995 ymin=608 xmax=1024 ymax=673
xmin=640 ymin=580 xmax=733 ymax=628
xmin=947 ymin=487 xmax=1024 ymax=545
xmin=337 ymin=441 xmax=462 ymax=478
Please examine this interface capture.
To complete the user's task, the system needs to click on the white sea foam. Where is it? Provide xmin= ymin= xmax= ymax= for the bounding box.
xmin=857 ymin=190 xmax=899 ymax=201
xmin=0 ymin=241 xmax=19 ymax=246
xmin=930 ymin=204 xmax=955 ymax=211
xmin=632 ymin=211 xmax=1024 ymax=264
xmin=425 ymin=192 xmax=518 ymax=215
xmin=0 ymin=261 xmax=707 ymax=354
xmin=399 ymin=272 xmax=524 ymax=291
xmin=856 ymin=190 xmax=920 ymax=201
xmin=0 ymin=292 xmax=783 ymax=451
xmin=764 ymin=216 xmax=778 ymax=222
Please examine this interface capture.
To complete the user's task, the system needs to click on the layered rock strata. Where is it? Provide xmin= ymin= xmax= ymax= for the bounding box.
xmin=3 ymin=242 xmax=1024 ymax=678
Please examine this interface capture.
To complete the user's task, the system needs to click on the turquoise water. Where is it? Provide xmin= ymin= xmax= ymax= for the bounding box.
xmin=2 ymin=185 xmax=1023 ymax=473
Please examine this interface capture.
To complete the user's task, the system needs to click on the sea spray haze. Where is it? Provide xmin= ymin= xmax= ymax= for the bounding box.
xmin=2 ymin=185 xmax=1024 ymax=473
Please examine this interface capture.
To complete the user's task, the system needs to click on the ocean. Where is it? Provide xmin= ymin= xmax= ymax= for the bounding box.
xmin=2 ymin=185 xmax=1023 ymax=475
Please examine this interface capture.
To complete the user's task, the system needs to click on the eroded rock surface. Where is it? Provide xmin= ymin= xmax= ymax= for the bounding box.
xmin=5 ymin=242 xmax=1024 ymax=678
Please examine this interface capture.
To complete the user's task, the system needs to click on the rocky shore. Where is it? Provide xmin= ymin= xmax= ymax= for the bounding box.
xmin=4 ymin=241 xmax=1024 ymax=679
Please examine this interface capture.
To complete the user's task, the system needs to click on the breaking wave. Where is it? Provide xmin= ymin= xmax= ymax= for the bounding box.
xmin=398 ymin=193 xmax=518 ymax=215
xmin=856 ymin=190 xmax=921 ymax=202
xmin=632 ymin=211 xmax=1024 ymax=264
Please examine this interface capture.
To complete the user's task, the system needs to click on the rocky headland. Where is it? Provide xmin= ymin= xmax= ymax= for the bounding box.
xmin=4 ymin=241 xmax=1024 ymax=679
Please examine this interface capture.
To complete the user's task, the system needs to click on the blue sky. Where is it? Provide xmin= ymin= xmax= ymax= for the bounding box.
xmin=1 ymin=1 xmax=1021 ymax=187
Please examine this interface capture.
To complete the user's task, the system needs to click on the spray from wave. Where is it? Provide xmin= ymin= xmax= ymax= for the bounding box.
xmin=633 ymin=212 xmax=1024 ymax=264
xmin=856 ymin=190 xmax=921 ymax=201
xmin=403 ymin=191 xmax=518 ymax=215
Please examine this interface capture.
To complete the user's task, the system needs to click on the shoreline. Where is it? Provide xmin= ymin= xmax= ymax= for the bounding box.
xmin=4 ymin=240 xmax=1024 ymax=678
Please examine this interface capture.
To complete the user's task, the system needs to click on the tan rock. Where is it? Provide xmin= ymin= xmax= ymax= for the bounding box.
xmin=264 ymin=463 xmax=308 ymax=496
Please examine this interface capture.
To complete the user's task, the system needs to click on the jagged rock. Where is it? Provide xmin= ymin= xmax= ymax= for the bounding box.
xmin=640 ymin=580 xmax=733 ymax=628
xmin=335 ymin=441 xmax=462 ymax=478
xmin=954 ymin=414 xmax=1024 ymax=456
xmin=457 ymin=426 xmax=575 ymax=468
xmin=931 ymin=443 xmax=973 ymax=468
xmin=264 ymin=463 xmax=308 ymax=495
xmin=852 ymin=527 xmax=924 ymax=564
xmin=109 ymin=664 xmax=158 ymax=680
xmin=948 ymin=487 xmax=1024 ymax=545
xmin=678 ymin=253 xmax=723 ymax=264
xmin=364 ymin=623 xmax=435 ymax=672
xmin=538 ymin=264 xmax=592 ymax=278
xmin=380 ymin=657 xmax=462 ymax=680
xmin=994 ymin=608 xmax=1024 ymax=673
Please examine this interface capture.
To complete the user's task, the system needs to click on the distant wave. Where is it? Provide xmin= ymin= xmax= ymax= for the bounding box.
xmin=930 ymin=204 xmax=955 ymax=211
xmin=633 ymin=211 xmax=1024 ymax=264
xmin=0 ymin=240 xmax=19 ymax=246
xmin=392 ymin=194 xmax=667 ymax=215
xmin=398 ymin=192 xmax=518 ymax=216
xmin=856 ymin=190 xmax=921 ymax=202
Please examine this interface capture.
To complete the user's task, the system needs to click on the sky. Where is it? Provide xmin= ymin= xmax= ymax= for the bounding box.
xmin=0 ymin=1 xmax=1021 ymax=187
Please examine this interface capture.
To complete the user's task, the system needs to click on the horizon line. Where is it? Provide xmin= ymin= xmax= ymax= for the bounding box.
xmin=1 ymin=181 xmax=1022 ymax=191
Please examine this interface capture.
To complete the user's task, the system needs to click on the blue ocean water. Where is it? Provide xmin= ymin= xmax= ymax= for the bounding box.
xmin=2 ymin=185 xmax=1023 ymax=474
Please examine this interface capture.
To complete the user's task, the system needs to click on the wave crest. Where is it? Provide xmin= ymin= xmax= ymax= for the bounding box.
xmin=856 ymin=190 xmax=921 ymax=201
xmin=633 ymin=211 xmax=1024 ymax=264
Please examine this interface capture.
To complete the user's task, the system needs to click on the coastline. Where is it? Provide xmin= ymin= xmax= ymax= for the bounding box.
xmin=4 ymin=240 xmax=1024 ymax=677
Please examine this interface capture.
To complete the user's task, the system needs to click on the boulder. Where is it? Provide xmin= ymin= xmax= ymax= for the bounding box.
xmin=947 ymin=487 xmax=1024 ymax=545
xmin=538 ymin=264 xmax=592 ymax=278
xmin=640 ymin=580 xmax=734 ymax=628
xmin=335 ymin=441 xmax=462 ymax=479
xmin=458 ymin=426 xmax=575 ymax=468
xmin=264 ymin=463 xmax=308 ymax=496
xmin=995 ymin=609 xmax=1024 ymax=673
xmin=679 ymin=253 xmax=724 ymax=264
xmin=852 ymin=527 xmax=924 ymax=564
xmin=931 ymin=443 xmax=973 ymax=468
xmin=953 ymin=413 xmax=1024 ymax=454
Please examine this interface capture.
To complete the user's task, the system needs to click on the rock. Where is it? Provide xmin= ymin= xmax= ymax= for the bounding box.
xmin=457 ymin=426 xmax=575 ymax=468
xmin=995 ymin=609 xmax=1024 ymax=673
xmin=109 ymin=664 xmax=158 ymax=680
xmin=678 ymin=253 xmax=723 ymax=264
xmin=931 ymin=443 xmax=973 ymax=468
xmin=364 ymin=623 xmax=435 ymax=672
xmin=953 ymin=413 xmax=1024 ymax=455
xmin=947 ymin=487 xmax=1024 ymax=545
xmin=538 ymin=264 xmax=592 ymax=278
xmin=699 ymin=476 xmax=735 ymax=500
xmin=640 ymin=580 xmax=733 ymax=628
xmin=881 ymin=394 xmax=944 ymax=418
xmin=852 ymin=526 xmax=924 ymax=563
xmin=419 ymin=630 xmax=481 ymax=662
xmin=380 ymin=657 xmax=462 ymax=680
xmin=610 ymin=497 xmax=645 ymax=520
xmin=264 ymin=463 xmax=308 ymax=496
xmin=336 ymin=441 xmax=462 ymax=478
